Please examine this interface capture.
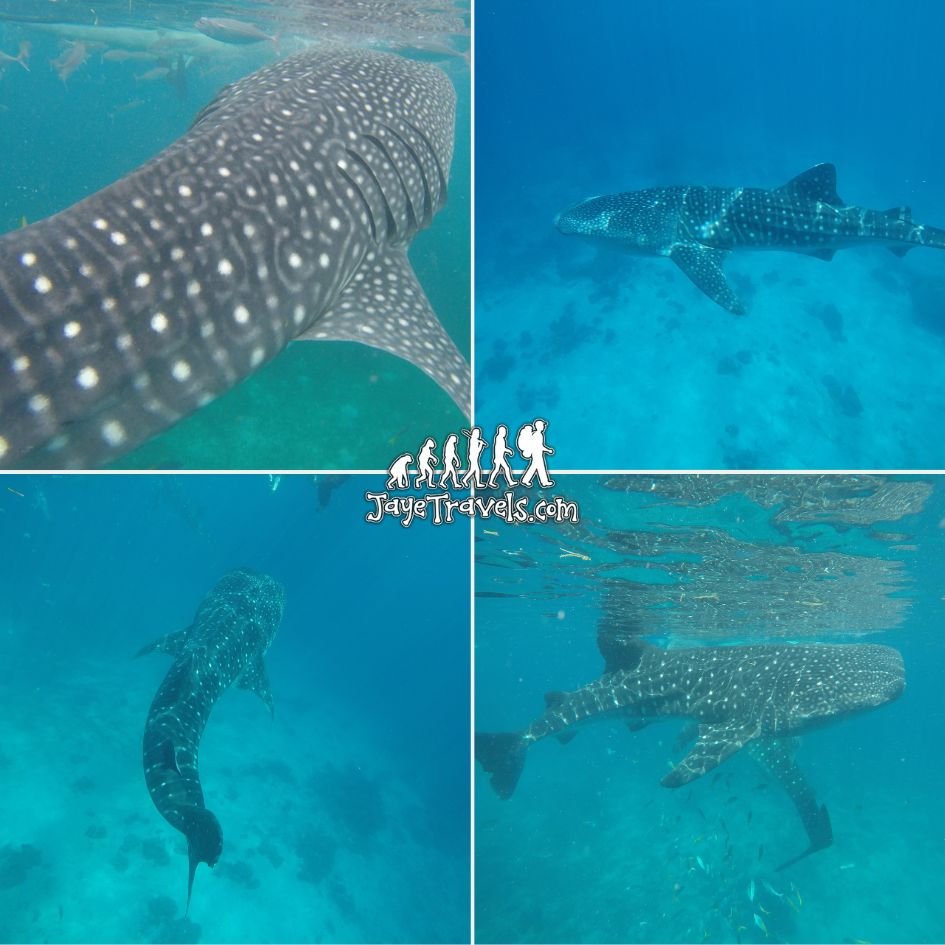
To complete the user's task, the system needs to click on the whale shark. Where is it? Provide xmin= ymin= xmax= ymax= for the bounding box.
xmin=0 ymin=46 xmax=468 ymax=468
xmin=477 ymin=630 xmax=904 ymax=868
xmin=555 ymin=163 xmax=945 ymax=314
xmin=139 ymin=569 xmax=285 ymax=909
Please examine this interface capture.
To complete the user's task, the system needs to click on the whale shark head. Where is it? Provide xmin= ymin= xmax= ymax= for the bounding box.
xmin=788 ymin=643 xmax=905 ymax=724
xmin=556 ymin=189 xmax=681 ymax=253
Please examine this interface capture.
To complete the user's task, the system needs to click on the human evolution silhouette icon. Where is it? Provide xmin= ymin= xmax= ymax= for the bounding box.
xmin=386 ymin=420 xmax=555 ymax=491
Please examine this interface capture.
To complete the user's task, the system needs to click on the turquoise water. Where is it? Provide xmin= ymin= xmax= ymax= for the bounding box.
xmin=475 ymin=0 xmax=945 ymax=468
xmin=0 ymin=474 xmax=470 ymax=943
xmin=475 ymin=475 xmax=945 ymax=943
xmin=0 ymin=1 xmax=470 ymax=469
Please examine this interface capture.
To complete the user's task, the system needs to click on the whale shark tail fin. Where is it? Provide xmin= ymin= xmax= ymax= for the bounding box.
xmin=776 ymin=804 xmax=832 ymax=871
xmin=183 ymin=808 xmax=223 ymax=913
xmin=475 ymin=732 xmax=526 ymax=799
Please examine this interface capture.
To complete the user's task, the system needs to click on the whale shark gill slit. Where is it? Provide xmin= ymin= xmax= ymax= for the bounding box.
xmin=0 ymin=47 xmax=469 ymax=469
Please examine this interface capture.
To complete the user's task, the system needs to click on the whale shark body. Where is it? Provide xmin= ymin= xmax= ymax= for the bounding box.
xmin=140 ymin=569 xmax=285 ymax=908
xmin=0 ymin=47 xmax=468 ymax=468
xmin=556 ymin=163 xmax=945 ymax=314
xmin=477 ymin=631 xmax=904 ymax=868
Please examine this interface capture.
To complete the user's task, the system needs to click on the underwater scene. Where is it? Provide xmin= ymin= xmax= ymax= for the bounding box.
xmin=0 ymin=474 xmax=470 ymax=943
xmin=475 ymin=0 xmax=945 ymax=469
xmin=475 ymin=475 xmax=945 ymax=944
xmin=0 ymin=0 xmax=469 ymax=470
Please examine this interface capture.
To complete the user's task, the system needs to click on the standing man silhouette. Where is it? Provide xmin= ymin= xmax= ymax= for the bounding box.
xmin=440 ymin=433 xmax=464 ymax=489
xmin=487 ymin=424 xmax=516 ymax=488
xmin=461 ymin=427 xmax=487 ymax=489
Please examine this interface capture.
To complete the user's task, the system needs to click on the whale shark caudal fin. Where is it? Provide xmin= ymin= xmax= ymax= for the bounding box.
xmin=475 ymin=732 xmax=527 ymax=799
xmin=661 ymin=720 xmax=760 ymax=787
xmin=183 ymin=807 xmax=223 ymax=913
xmin=747 ymin=739 xmax=833 ymax=870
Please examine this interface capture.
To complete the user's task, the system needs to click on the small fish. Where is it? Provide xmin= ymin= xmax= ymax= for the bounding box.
xmin=759 ymin=904 xmax=771 ymax=916
xmin=50 ymin=41 xmax=88 ymax=82
xmin=747 ymin=879 xmax=755 ymax=902
xmin=753 ymin=914 xmax=769 ymax=937
xmin=6 ymin=486 xmax=24 ymax=496
xmin=483 ymin=530 xmax=499 ymax=536
xmin=762 ymin=880 xmax=784 ymax=899
xmin=839 ymin=863 xmax=856 ymax=871
xmin=135 ymin=65 xmax=170 ymax=82
xmin=0 ymin=40 xmax=31 ymax=71
xmin=109 ymin=98 xmax=145 ymax=117
xmin=558 ymin=547 xmax=590 ymax=560
xmin=194 ymin=17 xmax=276 ymax=46
xmin=695 ymin=855 xmax=708 ymax=873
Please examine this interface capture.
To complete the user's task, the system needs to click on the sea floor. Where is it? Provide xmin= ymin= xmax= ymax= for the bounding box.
xmin=476 ymin=190 xmax=945 ymax=469
xmin=474 ymin=724 xmax=945 ymax=944
xmin=0 ymin=652 xmax=467 ymax=944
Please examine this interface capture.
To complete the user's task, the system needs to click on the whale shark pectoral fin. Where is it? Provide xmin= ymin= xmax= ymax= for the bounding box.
xmin=135 ymin=627 xmax=190 ymax=658
xmin=237 ymin=655 xmax=274 ymax=717
xmin=669 ymin=243 xmax=746 ymax=315
xmin=804 ymin=248 xmax=836 ymax=261
xmin=297 ymin=247 xmax=471 ymax=419
xmin=661 ymin=721 xmax=758 ymax=787
xmin=747 ymin=739 xmax=833 ymax=870
xmin=776 ymin=163 xmax=844 ymax=206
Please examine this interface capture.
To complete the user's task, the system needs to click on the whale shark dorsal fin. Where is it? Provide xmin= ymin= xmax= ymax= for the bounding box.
xmin=661 ymin=721 xmax=759 ymax=787
xmin=135 ymin=627 xmax=190 ymax=658
xmin=777 ymin=163 xmax=844 ymax=206
xmin=669 ymin=243 xmax=746 ymax=315
xmin=596 ymin=628 xmax=653 ymax=674
xmin=297 ymin=247 xmax=471 ymax=419
xmin=237 ymin=655 xmax=274 ymax=717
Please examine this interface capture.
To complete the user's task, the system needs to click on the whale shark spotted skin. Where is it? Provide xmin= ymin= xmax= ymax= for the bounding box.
xmin=477 ymin=633 xmax=904 ymax=868
xmin=139 ymin=569 xmax=285 ymax=908
xmin=0 ymin=47 xmax=468 ymax=468
xmin=555 ymin=163 xmax=945 ymax=314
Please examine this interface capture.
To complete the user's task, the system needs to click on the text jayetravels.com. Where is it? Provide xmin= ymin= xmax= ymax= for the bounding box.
xmin=364 ymin=492 xmax=580 ymax=527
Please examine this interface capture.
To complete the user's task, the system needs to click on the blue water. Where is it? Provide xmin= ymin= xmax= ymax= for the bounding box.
xmin=475 ymin=0 xmax=945 ymax=468
xmin=0 ymin=474 xmax=470 ymax=943
xmin=0 ymin=1 xmax=470 ymax=469
xmin=475 ymin=475 xmax=945 ymax=943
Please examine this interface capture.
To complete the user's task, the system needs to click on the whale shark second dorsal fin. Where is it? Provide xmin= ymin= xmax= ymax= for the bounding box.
xmin=777 ymin=163 xmax=844 ymax=206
